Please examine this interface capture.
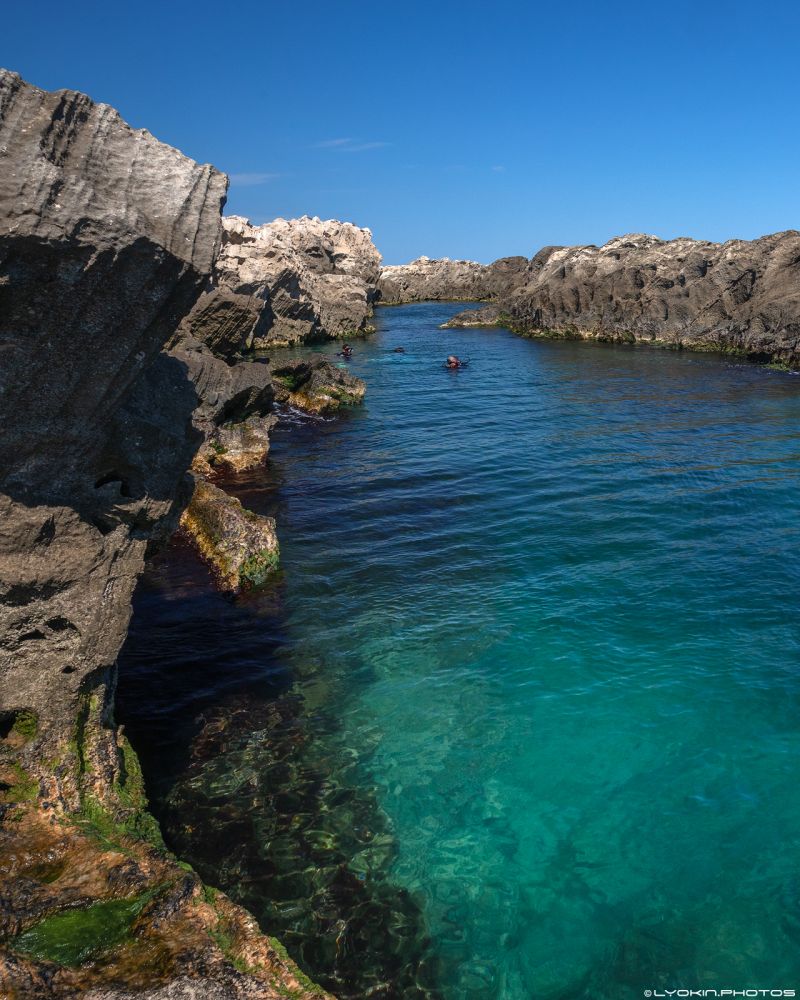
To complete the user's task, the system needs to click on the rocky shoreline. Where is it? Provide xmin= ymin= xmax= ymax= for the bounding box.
xmin=0 ymin=68 xmax=370 ymax=998
xmin=379 ymin=233 xmax=800 ymax=368
xmin=3 ymin=61 xmax=800 ymax=1000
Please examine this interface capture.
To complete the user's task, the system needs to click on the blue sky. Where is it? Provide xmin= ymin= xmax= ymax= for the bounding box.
xmin=3 ymin=0 xmax=799 ymax=262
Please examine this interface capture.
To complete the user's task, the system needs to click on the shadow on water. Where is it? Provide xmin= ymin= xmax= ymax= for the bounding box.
xmin=117 ymin=475 xmax=443 ymax=1000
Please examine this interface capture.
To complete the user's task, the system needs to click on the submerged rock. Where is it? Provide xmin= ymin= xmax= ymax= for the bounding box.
xmin=183 ymin=214 xmax=382 ymax=355
xmin=271 ymin=356 xmax=366 ymax=414
xmin=181 ymin=480 xmax=280 ymax=591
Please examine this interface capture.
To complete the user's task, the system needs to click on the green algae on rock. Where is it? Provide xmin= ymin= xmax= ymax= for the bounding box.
xmin=270 ymin=356 xmax=366 ymax=414
xmin=13 ymin=889 xmax=158 ymax=966
xmin=180 ymin=478 xmax=280 ymax=592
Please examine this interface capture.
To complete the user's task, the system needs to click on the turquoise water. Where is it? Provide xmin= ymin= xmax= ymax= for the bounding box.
xmin=121 ymin=303 xmax=800 ymax=998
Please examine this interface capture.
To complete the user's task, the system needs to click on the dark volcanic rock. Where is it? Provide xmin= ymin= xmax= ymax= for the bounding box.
xmin=378 ymin=255 xmax=528 ymax=304
xmin=501 ymin=232 xmax=800 ymax=364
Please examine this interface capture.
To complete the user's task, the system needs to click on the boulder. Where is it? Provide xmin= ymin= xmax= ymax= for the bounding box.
xmin=196 ymin=415 xmax=279 ymax=474
xmin=440 ymin=304 xmax=503 ymax=328
xmin=180 ymin=479 xmax=279 ymax=591
xmin=271 ymin=355 xmax=367 ymax=414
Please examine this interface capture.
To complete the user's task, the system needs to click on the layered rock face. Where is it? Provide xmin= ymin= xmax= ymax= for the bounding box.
xmin=0 ymin=69 xmax=330 ymax=998
xmin=378 ymin=254 xmax=528 ymax=304
xmin=0 ymin=65 xmax=226 ymax=740
xmin=182 ymin=214 xmax=382 ymax=355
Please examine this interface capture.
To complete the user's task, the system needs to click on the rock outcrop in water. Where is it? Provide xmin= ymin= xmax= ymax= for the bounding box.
xmin=378 ymin=255 xmax=528 ymax=304
xmin=182 ymin=214 xmax=382 ymax=355
xmin=0 ymin=68 xmax=330 ymax=998
xmin=271 ymin=356 xmax=366 ymax=414
xmin=429 ymin=232 xmax=800 ymax=366
xmin=181 ymin=480 xmax=280 ymax=591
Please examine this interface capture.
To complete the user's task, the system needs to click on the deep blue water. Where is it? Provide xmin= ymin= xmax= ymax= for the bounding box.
xmin=119 ymin=303 xmax=800 ymax=999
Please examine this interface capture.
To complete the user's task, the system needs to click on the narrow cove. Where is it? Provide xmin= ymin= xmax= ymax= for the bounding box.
xmin=118 ymin=303 xmax=800 ymax=999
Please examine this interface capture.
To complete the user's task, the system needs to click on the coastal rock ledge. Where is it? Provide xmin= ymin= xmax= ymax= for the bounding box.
xmin=390 ymin=233 xmax=800 ymax=367
xmin=0 ymin=68 xmax=331 ymax=999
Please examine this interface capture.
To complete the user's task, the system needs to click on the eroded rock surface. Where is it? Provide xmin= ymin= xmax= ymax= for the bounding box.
xmin=426 ymin=232 xmax=800 ymax=365
xmin=498 ymin=232 xmax=800 ymax=364
xmin=0 ymin=69 xmax=329 ymax=998
xmin=440 ymin=304 xmax=502 ymax=328
xmin=378 ymin=255 xmax=528 ymax=304
xmin=0 ymin=64 xmax=225 ymax=743
xmin=182 ymin=215 xmax=382 ymax=355
xmin=196 ymin=415 xmax=279 ymax=475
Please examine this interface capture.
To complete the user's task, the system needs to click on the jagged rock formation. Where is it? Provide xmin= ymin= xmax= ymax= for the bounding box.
xmin=182 ymin=215 xmax=382 ymax=355
xmin=430 ymin=233 xmax=800 ymax=366
xmin=378 ymin=255 xmax=528 ymax=304
xmin=0 ymin=63 xmax=225 ymax=754
xmin=0 ymin=68 xmax=330 ymax=999
xmin=495 ymin=232 xmax=800 ymax=364
xmin=180 ymin=480 xmax=280 ymax=591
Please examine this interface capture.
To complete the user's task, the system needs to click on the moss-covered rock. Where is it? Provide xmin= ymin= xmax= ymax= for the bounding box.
xmin=271 ymin=355 xmax=366 ymax=415
xmin=180 ymin=479 xmax=280 ymax=592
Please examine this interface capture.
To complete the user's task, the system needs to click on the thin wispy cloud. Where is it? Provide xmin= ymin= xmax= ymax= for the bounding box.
xmin=228 ymin=172 xmax=280 ymax=186
xmin=492 ymin=165 xmax=506 ymax=173
xmin=314 ymin=138 xmax=390 ymax=153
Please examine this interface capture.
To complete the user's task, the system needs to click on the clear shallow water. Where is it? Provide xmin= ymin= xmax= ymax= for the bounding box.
xmin=120 ymin=304 xmax=800 ymax=999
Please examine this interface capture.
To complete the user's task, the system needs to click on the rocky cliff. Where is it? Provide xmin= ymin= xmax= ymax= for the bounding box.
xmin=182 ymin=214 xmax=382 ymax=355
xmin=0 ymin=68 xmax=331 ymax=999
xmin=378 ymin=254 xmax=528 ymax=304
xmin=497 ymin=232 xmax=800 ymax=364
xmin=429 ymin=232 xmax=800 ymax=367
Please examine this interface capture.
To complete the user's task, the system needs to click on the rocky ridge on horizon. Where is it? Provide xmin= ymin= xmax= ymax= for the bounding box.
xmin=378 ymin=253 xmax=528 ymax=304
